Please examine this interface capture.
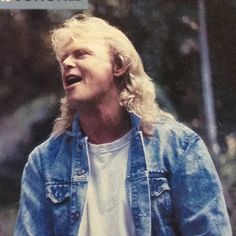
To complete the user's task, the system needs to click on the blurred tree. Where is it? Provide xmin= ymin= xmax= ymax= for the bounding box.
xmin=0 ymin=0 xmax=235 ymax=229
xmin=0 ymin=11 xmax=61 ymax=116
xmin=220 ymin=132 xmax=236 ymax=235
xmin=206 ymin=0 xmax=236 ymax=141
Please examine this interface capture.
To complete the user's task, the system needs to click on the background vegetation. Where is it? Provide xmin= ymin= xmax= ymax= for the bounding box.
xmin=0 ymin=0 xmax=236 ymax=235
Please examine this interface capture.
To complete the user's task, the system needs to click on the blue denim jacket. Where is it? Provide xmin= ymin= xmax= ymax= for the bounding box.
xmin=14 ymin=113 xmax=232 ymax=236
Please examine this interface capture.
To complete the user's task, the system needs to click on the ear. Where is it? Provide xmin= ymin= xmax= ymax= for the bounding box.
xmin=113 ymin=55 xmax=128 ymax=77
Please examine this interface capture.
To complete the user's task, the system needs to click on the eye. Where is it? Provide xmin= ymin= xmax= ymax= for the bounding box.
xmin=74 ymin=49 xmax=90 ymax=59
xmin=60 ymin=55 xmax=67 ymax=63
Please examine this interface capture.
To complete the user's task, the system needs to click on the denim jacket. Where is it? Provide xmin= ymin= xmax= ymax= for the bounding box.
xmin=14 ymin=113 xmax=232 ymax=236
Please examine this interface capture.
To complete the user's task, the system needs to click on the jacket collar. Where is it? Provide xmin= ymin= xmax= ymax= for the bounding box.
xmin=129 ymin=111 xmax=141 ymax=133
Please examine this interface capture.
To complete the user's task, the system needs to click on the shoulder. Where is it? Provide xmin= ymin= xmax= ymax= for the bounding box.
xmin=27 ymin=133 xmax=68 ymax=169
xmin=24 ymin=132 xmax=74 ymax=181
xmin=153 ymin=116 xmax=200 ymax=146
xmin=145 ymin=116 xmax=209 ymax=173
xmin=31 ymin=133 xmax=66 ymax=156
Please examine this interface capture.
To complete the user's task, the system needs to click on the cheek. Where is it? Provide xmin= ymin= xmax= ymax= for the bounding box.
xmin=85 ymin=65 xmax=113 ymax=81
xmin=99 ymin=62 xmax=114 ymax=77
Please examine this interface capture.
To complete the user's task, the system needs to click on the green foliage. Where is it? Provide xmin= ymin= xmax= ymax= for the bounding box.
xmin=0 ymin=1 xmax=236 ymax=232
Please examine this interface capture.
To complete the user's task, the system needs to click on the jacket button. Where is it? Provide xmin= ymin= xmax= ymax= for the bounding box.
xmin=77 ymin=169 xmax=86 ymax=175
xmin=72 ymin=212 xmax=80 ymax=222
xmin=78 ymin=142 xmax=83 ymax=149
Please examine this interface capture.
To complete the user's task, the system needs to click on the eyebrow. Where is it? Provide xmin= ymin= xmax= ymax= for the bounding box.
xmin=74 ymin=48 xmax=93 ymax=55
xmin=60 ymin=47 xmax=93 ymax=62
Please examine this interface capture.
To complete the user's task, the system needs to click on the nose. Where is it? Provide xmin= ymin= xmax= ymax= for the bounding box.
xmin=61 ymin=55 xmax=76 ymax=70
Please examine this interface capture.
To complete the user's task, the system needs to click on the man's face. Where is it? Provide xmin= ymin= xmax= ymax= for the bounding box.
xmin=58 ymin=38 xmax=118 ymax=109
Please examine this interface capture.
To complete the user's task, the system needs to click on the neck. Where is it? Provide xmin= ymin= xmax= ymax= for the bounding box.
xmin=78 ymin=102 xmax=131 ymax=144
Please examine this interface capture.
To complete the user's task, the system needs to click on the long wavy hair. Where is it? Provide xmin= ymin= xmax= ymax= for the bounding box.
xmin=51 ymin=14 xmax=161 ymax=136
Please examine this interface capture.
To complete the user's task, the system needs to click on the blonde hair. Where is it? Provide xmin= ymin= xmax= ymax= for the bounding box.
xmin=51 ymin=14 xmax=161 ymax=136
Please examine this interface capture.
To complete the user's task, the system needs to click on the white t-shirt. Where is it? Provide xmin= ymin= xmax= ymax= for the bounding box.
xmin=78 ymin=131 xmax=136 ymax=236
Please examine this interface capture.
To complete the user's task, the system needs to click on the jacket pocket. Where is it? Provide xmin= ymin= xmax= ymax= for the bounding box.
xmin=149 ymin=172 xmax=173 ymax=234
xmin=149 ymin=173 xmax=172 ymax=210
xmin=149 ymin=175 xmax=172 ymax=215
xmin=45 ymin=183 xmax=71 ymax=235
xmin=45 ymin=183 xmax=70 ymax=204
xmin=149 ymin=176 xmax=170 ymax=197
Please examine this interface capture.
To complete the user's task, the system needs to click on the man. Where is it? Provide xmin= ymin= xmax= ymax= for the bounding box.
xmin=15 ymin=14 xmax=231 ymax=235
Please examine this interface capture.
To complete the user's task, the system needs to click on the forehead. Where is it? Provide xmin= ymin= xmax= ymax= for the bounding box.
xmin=56 ymin=36 xmax=110 ymax=59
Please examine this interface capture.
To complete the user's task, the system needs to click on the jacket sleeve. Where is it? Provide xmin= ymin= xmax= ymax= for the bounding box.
xmin=170 ymin=135 xmax=232 ymax=236
xmin=14 ymin=151 xmax=54 ymax=236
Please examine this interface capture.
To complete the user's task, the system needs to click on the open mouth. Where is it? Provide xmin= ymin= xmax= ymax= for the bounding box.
xmin=65 ymin=75 xmax=82 ymax=86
